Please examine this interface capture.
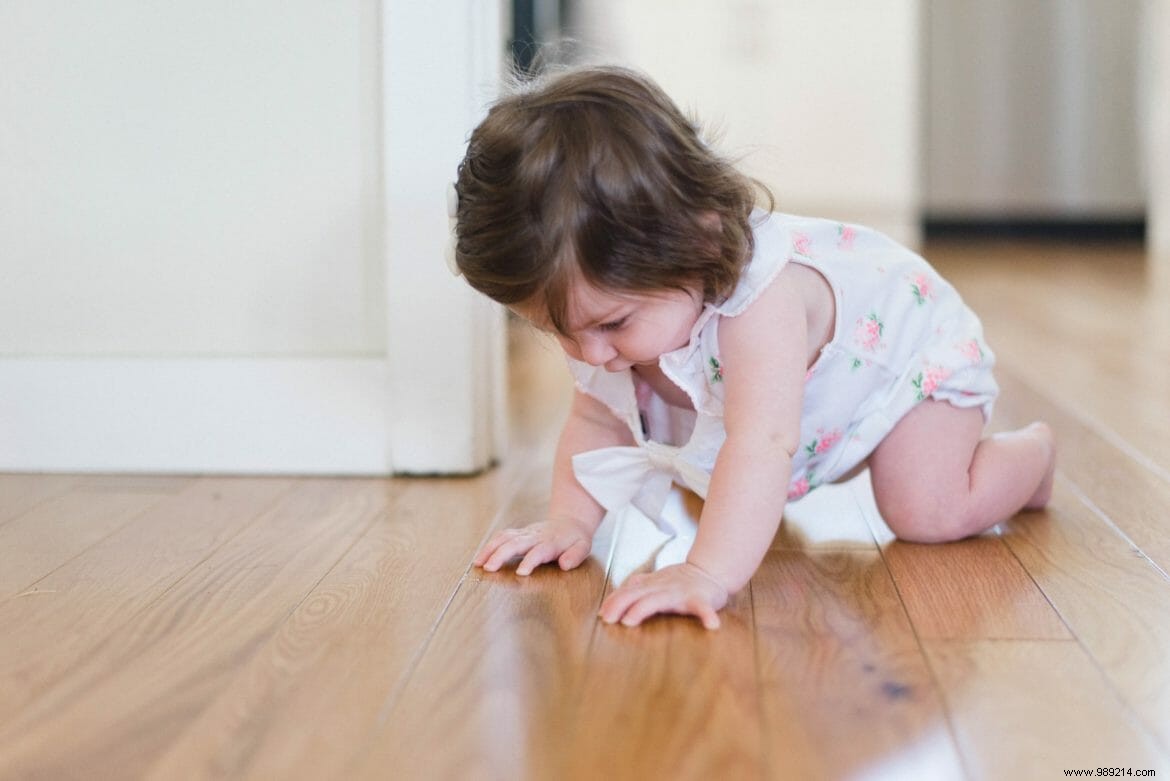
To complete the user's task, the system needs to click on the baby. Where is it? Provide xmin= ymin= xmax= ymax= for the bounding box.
xmin=454 ymin=66 xmax=1055 ymax=629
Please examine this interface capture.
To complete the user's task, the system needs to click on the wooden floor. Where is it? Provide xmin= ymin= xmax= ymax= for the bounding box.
xmin=2 ymin=241 xmax=1169 ymax=780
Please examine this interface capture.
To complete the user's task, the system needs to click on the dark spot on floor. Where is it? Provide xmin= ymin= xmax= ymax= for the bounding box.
xmin=881 ymin=681 xmax=912 ymax=700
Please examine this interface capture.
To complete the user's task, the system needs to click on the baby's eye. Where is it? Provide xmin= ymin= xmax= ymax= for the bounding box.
xmin=597 ymin=317 xmax=627 ymax=332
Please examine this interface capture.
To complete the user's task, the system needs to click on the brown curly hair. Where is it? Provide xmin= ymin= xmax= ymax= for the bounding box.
xmin=453 ymin=66 xmax=771 ymax=335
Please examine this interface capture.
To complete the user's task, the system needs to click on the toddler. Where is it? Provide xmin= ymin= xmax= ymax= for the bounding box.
xmin=455 ymin=66 xmax=1055 ymax=630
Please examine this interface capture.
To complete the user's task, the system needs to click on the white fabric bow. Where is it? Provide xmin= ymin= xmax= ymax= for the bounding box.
xmin=572 ymin=440 xmax=710 ymax=531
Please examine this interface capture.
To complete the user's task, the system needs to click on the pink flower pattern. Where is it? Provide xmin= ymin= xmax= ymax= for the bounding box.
xmin=854 ymin=313 xmax=886 ymax=353
xmin=837 ymin=224 xmax=856 ymax=251
xmin=805 ymin=428 xmax=843 ymax=457
xmin=913 ymin=366 xmax=952 ymax=401
xmin=792 ymin=232 xmax=813 ymax=257
xmin=958 ymin=339 xmax=984 ymax=364
xmin=909 ymin=273 xmax=934 ymax=305
xmin=787 ymin=476 xmax=811 ymax=501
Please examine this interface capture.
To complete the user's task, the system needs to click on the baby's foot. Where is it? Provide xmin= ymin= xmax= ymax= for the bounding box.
xmin=1024 ymin=422 xmax=1056 ymax=510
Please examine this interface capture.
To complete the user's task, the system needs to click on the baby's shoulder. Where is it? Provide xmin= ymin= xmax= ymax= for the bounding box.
xmin=779 ymin=261 xmax=834 ymax=317
xmin=716 ymin=260 xmax=834 ymax=374
xmin=719 ymin=263 xmax=810 ymax=342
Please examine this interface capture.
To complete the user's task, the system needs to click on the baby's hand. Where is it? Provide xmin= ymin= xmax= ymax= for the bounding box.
xmin=474 ymin=517 xmax=594 ymax=576
xmin=598 ymin=562 xmax=729 ymax=630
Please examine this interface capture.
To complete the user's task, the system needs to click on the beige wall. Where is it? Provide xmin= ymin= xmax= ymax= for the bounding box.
xmin=574 ymin=0 xmax=922 ymax=245
xmin=0 ymin=1 xmax=384 ymax=357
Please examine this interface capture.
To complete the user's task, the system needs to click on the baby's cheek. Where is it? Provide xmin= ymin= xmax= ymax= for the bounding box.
xmin=557 ymin=335 xmax=581 ymax=360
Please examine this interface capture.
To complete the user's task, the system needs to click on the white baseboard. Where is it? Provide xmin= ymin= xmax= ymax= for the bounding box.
xmin=0 ymin=358 xmax=391 ymax=474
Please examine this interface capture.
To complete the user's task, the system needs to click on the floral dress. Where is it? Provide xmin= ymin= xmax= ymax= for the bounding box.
xmin=566 ymin=211 xmax=998 ymax=528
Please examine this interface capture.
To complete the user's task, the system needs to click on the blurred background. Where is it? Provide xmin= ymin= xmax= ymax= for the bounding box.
xmin=0 ymin=1 xmax=1166 ymax=475
xmin=522 ymin=0 xmax=1160 ymax=247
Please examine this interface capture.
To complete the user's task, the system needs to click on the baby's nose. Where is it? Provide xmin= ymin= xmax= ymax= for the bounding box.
xmin=579 ymin=334 xmax=616 ymax=366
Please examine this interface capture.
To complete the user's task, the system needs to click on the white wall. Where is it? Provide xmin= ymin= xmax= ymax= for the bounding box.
xmin=0 ymin=0 xmax=506 ymax=474
xmin=573 ymin=0 xmax=922 ymax=246
xmin=0 ymin=1 xmax=384 ymax=356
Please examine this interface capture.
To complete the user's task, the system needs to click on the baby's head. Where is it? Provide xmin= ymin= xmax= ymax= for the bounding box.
xmin=453 ymin=66 xmax=767 ymax=336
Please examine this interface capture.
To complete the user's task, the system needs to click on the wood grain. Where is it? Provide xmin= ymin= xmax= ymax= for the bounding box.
xmin=142 ymin=468 xmax=539 ymax=781
xmin=346 ymin=468 xmax=603 ymax=780
xmin=753 ymin=549 xmax=965 ymax=779
xmin=879 ymin=535 xmax=1070 ymax=640
xmin=565 ymin=502 xmax=761 ymax=781
xmin=849 ymin=474 xmax=1069 ymax=641
xmin=571 ymin=602 xmax=761 ymax=781
xmin=993 ymin=368 xmax=1170 ymax=579
xmin=0 ymin=477 xmax=293 ymax=725
xmin=0 ymin=479 xmax=391 ymax=780
xmin=999 ymin=477 xmax=1170 ymax=752
xmin=0 ymin=474 xmax=79 ymax=527
xmin=0 ymin=486 xmax=176 ymax=597
xmin=926 ymin=639 xmax=1169 ymax=777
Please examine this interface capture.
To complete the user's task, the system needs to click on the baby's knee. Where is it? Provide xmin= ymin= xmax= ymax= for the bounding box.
xmin=876 ymin=493 xmax=973 ymax=544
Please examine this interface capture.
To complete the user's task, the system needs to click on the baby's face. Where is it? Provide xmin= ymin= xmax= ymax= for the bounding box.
xmin=513 ymin=285 xmax=703 ymax=372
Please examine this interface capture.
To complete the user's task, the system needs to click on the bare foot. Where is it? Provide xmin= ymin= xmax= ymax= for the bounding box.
xmin=1023 ymin=421 xmax=1056 ymax=510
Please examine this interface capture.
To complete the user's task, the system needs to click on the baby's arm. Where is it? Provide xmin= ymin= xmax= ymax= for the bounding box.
xmin=599 ymin=271 xmax=808 ymax=628
xmin=476 ymin=388 xmax=633 ymax=575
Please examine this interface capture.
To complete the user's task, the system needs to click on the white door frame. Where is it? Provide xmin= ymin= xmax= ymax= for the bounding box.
xmin=1145 ymin=0 xmax=1170 ymax=257
xmin=383 ymin=0 xmax=508 ymax=475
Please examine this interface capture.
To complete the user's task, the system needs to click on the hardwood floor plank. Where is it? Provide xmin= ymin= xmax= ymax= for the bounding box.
xmin=926 ymin=639 xmax=1169 ymax=777
xmin=141 ymin=469 xmax=532 ymax=781
xmin=69 ymin=475 xmax=195 ymax=493
xmin=345 ymin=470 xmax=605 ymax=780
xmin=0 ymin=476 xmax=293 ymax=726
xmin=0 ymin=478 xmax=391 ymax=780
xmin=0 ymin=474 xmax=79 ymax=527
xmin=753 ymin=548 xmax=965 ymax=779
xmin=571 ymin=601 xmax=761 ymax=781
xmin=877 ymin=535 xmax=1070 ymax=641
xmin=563 ymin=503 xmax=761 ymax=781
xmin=999 ymin=477 xmax=1170 ymax=752
xmin=845 ymin=472 xmax=1070 ymax=641
xmin=993 ymin=368 xmax=1170 ymax=578
xmin=0 ymin=486 xmax=176 ymax=598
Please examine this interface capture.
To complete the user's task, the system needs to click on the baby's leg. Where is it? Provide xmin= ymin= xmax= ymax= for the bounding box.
xmin=868 ymin=400 xmax=1055 ymax=543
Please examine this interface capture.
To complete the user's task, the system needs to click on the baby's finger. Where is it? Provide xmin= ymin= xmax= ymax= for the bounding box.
xmin=473 ymin=539 xmax=500 ymax=567
xmin=617 ymin=590 xmax=682 ymax=627
xmin=516 ymin=542 xmax=558 ymax=576
xmin=688 ymin=597 xmax=722 ymax=631
xmin=598 ymin=581 xmax=652 ymax=624
xmin=480 ymin=534 xmax=537 ymax=572
xmin=473 ymin=527 xmax=521 ymax=567
xmin=558 ymin=539 xmax=592 ymax=570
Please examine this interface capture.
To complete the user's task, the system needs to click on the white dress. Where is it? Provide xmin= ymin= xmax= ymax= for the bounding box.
xmin=567 ymin=211 xmax=998 ymax=530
